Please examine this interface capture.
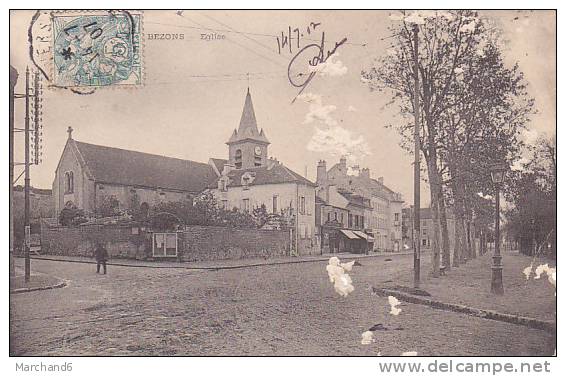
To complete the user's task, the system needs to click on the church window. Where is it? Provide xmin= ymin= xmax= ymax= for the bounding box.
xmin=327 ymin=212 xmax=331 ymax=223
xmin=235 ymin=149 xmax=242 ymax=169
xmin=64 ymin=171 xmax=74 ymax=194
xmin=272 ymin=195 xmax=278 ymax=213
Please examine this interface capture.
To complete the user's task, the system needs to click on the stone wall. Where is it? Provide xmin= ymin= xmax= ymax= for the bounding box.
xmin=40 ymin=221 xmax=294 ymax=262
xmin=180 ymin=226 xmax=291 ymax=262
xmin=40 ymin=221 xmax=147 ymax=259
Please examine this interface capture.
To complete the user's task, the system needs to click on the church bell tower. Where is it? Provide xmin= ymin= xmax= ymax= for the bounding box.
xmin=226 ymin=89 xmax=270 ymax=169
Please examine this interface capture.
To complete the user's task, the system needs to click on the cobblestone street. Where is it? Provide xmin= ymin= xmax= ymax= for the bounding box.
xmin=10 ymin=255 xmax=554 ymax=356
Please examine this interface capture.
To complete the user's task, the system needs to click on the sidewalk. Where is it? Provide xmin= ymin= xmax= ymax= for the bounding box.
xmin=380 ymin=251 xmax=556 ymax=322
xmin=23 ymin=250 xmax=412 ymax=270
xmin=10 ymin=267 xmax=67 ymax=294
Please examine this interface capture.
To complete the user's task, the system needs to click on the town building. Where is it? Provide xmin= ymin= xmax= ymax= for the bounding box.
xmin=314 ymin=184 xmax=373 ymax=254
xmin=402 ymin=206 xmax=456 ymax=251
xmin=316 ymin=158 xmax=404 ymax=252
xmin=208 ymin=89 xmax=318 ymax=255
xmin=52 ymin=127 xmax=217 ymax=215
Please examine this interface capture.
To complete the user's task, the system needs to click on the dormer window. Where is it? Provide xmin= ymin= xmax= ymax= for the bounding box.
xmin=241 ymin=171 xmax=256 ymax=188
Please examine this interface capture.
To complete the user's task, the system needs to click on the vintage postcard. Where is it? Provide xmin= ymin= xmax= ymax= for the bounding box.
xmin=9 ymin=9 xmax=556 ymax=362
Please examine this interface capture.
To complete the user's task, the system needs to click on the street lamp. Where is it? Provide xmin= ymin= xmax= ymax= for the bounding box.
xmin=490 ymin=162 xmax=507 ymax=295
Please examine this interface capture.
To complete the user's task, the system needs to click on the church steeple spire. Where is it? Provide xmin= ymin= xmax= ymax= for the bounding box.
xmin=227 ymin=89 xmax=270 ymax=169
xmin=238 ymin=89 xmax=258 ymax=136
xmin=226 ymin=89 xmax=269 ymax=145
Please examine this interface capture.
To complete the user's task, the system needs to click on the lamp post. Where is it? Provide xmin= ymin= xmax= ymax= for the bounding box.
xmin=490 ymin=163 xmax=506 ymax=295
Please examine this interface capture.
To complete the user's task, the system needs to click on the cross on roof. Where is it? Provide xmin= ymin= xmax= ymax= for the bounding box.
xmin=67 ymin=126 xmax=73 ymax=139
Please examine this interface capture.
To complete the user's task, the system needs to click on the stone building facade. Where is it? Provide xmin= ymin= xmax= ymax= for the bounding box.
xmin=402 ymin=207 xmax=456 ymax=251
xmin=316 ymin=158 xmax=404 ymax=252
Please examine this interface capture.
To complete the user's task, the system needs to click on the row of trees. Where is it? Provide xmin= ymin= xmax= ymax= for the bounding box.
xmin=362 ymin=11 xmax=539 ymax=275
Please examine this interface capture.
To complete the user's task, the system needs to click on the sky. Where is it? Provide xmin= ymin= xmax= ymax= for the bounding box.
xmin=10 ymin=10 xmax=556 ymax=205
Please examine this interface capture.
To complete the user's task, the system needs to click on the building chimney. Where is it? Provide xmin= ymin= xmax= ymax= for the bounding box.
xmin=337 ymin=156 xmax=348 ymax=174
xmin=316 ymin=160 xmax=327 ymax=184
xmin=378 ymin=176 xmax=384 ymax=184
xmin=360 ymin=168 xmax=370 ymax=179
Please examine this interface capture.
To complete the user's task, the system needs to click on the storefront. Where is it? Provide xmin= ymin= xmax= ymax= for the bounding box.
xmin=339 ymin=229 xmax=373 ymax=254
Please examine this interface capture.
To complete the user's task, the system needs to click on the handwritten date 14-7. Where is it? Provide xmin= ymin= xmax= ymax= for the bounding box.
xmin=276 ymin=22 xmax=321 ymax=55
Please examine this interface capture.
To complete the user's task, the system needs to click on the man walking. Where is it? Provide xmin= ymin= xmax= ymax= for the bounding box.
xmin=94 ymin=242 xmax=109 ymax=274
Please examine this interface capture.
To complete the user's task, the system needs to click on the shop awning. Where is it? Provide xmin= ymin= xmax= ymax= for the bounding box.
xmin=353 ymin=230 xmax=374 ymax=242
xmin=340 ymin=229 xmax=360 ymax=240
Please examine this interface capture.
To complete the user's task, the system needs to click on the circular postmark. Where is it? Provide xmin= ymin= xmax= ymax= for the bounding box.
xmin=53 ymin=12 xmax=141 ymax=88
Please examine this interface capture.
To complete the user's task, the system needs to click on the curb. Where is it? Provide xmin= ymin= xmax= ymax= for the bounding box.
xmin=372 ymin=287 xmax=556 ymax=333
xmin=10 ymin=280 xmax=67 ymax=294
xmin=23 ymin=252 xmax=413 ymax=271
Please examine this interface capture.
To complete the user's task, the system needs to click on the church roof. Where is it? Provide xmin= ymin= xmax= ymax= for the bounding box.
xmin=73 ymin=140 xmax=217 ymax=192
xmin=209 ymin=158 xmax=228 ymax=176
xmin=226 ymin=89 xmax=270 ymax=145
xmin=210 ymin=162 xmax=316 ymax=188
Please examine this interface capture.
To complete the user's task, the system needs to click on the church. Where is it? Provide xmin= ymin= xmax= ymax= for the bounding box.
xmin=207 ymin=89 xmax=317 ymax=255
xmin=52 ymin=126 xmax=217 ymax=216
xmin=52 ymin=89 xmax=318 ymax=254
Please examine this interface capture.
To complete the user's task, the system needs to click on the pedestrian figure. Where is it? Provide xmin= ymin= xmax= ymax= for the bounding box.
xmin=94 ymin=242 xmax=109 ymax=274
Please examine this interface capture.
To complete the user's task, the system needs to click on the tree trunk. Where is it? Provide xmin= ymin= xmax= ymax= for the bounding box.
xmin=426 ymin=156 xmax=442 ymax=278
xmin=470 ymin=221 xmax=477 ymax=258
xmin=450 ymin=172 xmax=466 ymax=267
xmin=438 ymin=194 xmax=451 ymax=271
xmin=453 ymin=216 xmax=461 ymax=267
xmin=461 ymin=189 xmax=471 ymax=263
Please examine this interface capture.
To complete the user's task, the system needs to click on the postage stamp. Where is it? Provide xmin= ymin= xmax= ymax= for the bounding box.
xmin=51 ymin=11 xmax=143 ymax=88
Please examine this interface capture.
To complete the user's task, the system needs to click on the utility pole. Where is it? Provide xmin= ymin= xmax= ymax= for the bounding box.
xmin=9 ymin=66 xmax=18 ymax=278
xmin=24 ymin=67 xmax=31 ymax=283
xmin=11 ymin=67 xmax=42 ymax=283
xmin=412 ymin=24 xmax=421 ymax=288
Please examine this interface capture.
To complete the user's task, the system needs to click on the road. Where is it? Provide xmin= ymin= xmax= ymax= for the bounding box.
xmin=10 ymin=254 xmax=553 ymax=356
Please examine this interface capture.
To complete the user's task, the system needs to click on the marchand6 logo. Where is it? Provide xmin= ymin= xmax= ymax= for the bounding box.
xmin=16 ymin=362 xmax=73 ymax=372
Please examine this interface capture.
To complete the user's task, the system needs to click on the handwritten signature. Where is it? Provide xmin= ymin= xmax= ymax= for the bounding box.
xmin=287 ymin=31 xmax=347 ymax=102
